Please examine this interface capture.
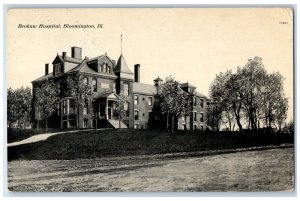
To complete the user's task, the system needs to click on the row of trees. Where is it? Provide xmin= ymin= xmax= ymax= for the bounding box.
xmin=210 ymin=57 xmax=289 ymax=131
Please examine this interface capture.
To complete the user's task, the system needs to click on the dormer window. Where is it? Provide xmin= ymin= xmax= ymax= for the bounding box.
xmin=102 ymin=63 xmax=107 ymax=72
xmin=54 ymin=63 xmax=62 ymax=75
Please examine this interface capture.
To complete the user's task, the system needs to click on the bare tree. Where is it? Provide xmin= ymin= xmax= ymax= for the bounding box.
xmin=210 ymin=57 xmax=289 ymax=131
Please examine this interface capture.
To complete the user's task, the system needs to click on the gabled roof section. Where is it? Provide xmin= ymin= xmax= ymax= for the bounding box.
xmin=133 ymin=82 xmax=157 ymax=95
xmin=113 ymin=54 xmax=133 ymax=74
xmin=68 ymin=57 xmax=89 ymax=73
xmin=52 ymin=55 xmax=64 ymax=64
xmin=94 ymin=92 xmax=119 ymax=100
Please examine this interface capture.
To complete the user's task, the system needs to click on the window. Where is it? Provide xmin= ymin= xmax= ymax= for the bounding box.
xmin=134 ymin=95 xmax=139 ymax=105
xmin=57 ymin=103 xmax=60 ymax=115
xmin=194 ymin=124 xmax=197 ymax=130
xmin=82 ymin=77 xmax=88 ymax=85
xmin=200 ymin=126 xmax=204 ymax=131
xmin=148 ymin=97 xmax=153 ymax=106
xmin=134 ymin=110 xmax=139 ymax=120
xmin=83 ymin=119 xmax=88 ymax=128
xmin=92 ymin=78 xmax=97 ymax=92
xmin=113 ymin=83 xmax=116 ymax=93
xmin=207 ymin=113 xmax=210 ymax=122
xmin=124 ymin=83 xmax=129 ymax=96
xmin=69 ymin=99 xmax=75 ymax=114
xmin=134 ymin=124 xmax=138 ymax=129
xmin=193 ymin=112 xmax=197 ymax=121
xmin=102 ymin=63 xmax=106 ymax=72
xmin=207 ymin=101 xmax=211 ymax=107
xmin=83 ymin=103 xmax=88 ymax=115
xmin=108 ymin=66 xmax=111 ymax=73
xmin=193 ymin=97 xmax=197 ymax=106
xmin=200 ymin=113 xmax=204 ymax=122
xmin=63 ymin=100 xmax=67 ymax=114
xmin=124 ymin=102 xmax=129 ymax=116
xmin=54 ymin=64 xmax=61 ymax=75
xmin=200 ymin=99 xmax=204 ymax=108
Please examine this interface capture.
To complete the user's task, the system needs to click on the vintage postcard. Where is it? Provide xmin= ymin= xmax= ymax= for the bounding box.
xmin=6 ymin=7 xmax=294 ymax=192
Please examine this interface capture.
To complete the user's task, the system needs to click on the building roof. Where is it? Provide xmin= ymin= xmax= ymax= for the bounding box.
xmin=64 ymin=56 xmax=83 ymax=64
xmin=32 ymin=72 xmax=53 ymax=82
xmin=153 ymin=76 xmax=163 ymax=82
xmin=195 ymin=91 xmax=207 ymax=98
xmin=113 ymin=54 xmax=133 ymax=74
xmin=133 ymin=82 xmax=157 ymax=95
xmin=53 ymin=55 xmax=83 ymax=64
xmin=68 ymin=57 xmax=90 ymax=73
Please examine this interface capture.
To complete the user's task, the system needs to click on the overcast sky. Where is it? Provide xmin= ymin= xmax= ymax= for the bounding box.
xmin=7 ymin=8 xmax=293 ymax=120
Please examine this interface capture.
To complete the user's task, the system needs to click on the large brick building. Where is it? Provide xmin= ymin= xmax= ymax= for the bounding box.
xmin=32 ymin=46 xmax=212 ymax=130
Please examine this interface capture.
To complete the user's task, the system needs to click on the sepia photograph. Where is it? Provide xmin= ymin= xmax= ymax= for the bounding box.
xmin=6 ymin=7 xmax=294 ymax=192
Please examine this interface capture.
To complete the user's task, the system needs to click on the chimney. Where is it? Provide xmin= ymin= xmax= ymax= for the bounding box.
xmin=134 ymin=64 xmax=140 ymax=82
xmin=45 ymin=63 xmax=49 ymax=75
xmin=62 ymin=52 xmax=67 ymax=60
xmin=71 ymin=46 xmax=82 ymax=59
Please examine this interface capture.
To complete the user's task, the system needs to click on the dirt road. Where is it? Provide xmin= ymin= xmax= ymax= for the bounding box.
xmin=8 ymin=148 xmax=294 ymax=192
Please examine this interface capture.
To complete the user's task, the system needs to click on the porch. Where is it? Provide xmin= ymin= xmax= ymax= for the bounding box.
xmin=93 ymin=93 xmax=127 ymax=129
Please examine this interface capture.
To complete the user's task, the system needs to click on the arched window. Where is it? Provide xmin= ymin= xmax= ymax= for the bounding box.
xmin=124 ymin=83 xmax=129 ymax=96
xmin=103 ymin=63 xmax=107 ymax=72
xmin=92 ymin=78 xmax=97 ymax=92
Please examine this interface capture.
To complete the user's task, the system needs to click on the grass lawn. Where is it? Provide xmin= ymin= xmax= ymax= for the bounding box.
xmin=8 ymin=129 xmax=293 ymax=160
xmin=8 ymin=148 xmax=294 ymax=192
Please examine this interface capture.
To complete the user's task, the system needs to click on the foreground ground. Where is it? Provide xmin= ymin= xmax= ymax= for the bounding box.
xmin=8 ymin=148 xmax=294 ymax=192
xmin=8 ymin=129 xmax=293 ymax=160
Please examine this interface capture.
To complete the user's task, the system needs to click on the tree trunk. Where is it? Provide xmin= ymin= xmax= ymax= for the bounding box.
xmin=233 ymin=107 xmax=243 ymax=131
xmin=76 ymin=103 xmax=79 ymax=130
xmin=235 ymin=113 xmax=243 ymax=131
xmin=226 ymin=111 xmax=232 ymax=131
xmin=166 ymin=112 xmax=169 ymax=130
xmin=171 ymin=115 xmax=174 ymax=133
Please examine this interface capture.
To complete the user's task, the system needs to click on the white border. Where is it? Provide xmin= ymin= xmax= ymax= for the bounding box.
xmin=1 ymin=0 xmax=299 ymax=200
